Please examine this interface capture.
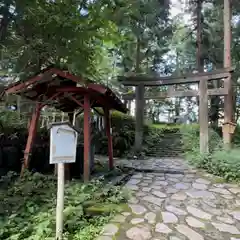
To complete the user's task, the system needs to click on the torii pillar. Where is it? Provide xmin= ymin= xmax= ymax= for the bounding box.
xmin=134 ymin=84 xmax=145 ymax=155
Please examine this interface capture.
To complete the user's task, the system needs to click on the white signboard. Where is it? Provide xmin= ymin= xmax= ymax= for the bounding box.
xmin=50 ymin=123 xmax=78 ymax=164
xmin=49 ymin=122 xmax=78 ymax=240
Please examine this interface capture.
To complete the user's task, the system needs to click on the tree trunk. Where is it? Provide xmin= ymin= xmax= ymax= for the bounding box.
xmin=175 ymin=98 xmax=181 ymax=119
xmin=0 ymin=2 xmax=11 ymax=45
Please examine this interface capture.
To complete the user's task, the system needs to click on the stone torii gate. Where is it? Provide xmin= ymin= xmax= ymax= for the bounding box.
xmin=118 ymin=68 xmax=233 ymax=154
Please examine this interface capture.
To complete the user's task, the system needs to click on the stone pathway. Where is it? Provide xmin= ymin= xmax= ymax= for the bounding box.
xmin=97 ymin=158 xmax=240 ymax=240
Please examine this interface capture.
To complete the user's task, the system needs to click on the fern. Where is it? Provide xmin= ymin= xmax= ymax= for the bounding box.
xmin=0 ymin=172 xmax=129 ymax=240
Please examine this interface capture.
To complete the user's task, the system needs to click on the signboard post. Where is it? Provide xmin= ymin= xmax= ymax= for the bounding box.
xmin=50 ymin=122 xmax=78 ymax=240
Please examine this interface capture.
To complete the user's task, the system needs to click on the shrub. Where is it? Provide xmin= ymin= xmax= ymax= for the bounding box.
xmin=181 ymin=123 xmax=240 ymax=181
xmin=89 ymin=111 xmax=135 ymax=157
xmin=84 ymin=111 xmax=166 ymax=157
xmin=0 ymin=110 xmax=27 ymax=131
xmin=210 ymin=149 xmax=240 ymax=181
xmin=0 ymin=171 xmax=129 ymax=240
xmin=151 ymin=123 xmax=181 ymax=132
xmin=180 ymin=124 xmax=222 ymax=154
xmin=232 ymin=125 xmax=240 ymax=146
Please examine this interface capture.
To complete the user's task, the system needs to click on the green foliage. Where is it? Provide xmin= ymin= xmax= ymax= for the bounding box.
xmin=0 ymin=0 xmax=124 ymax=82
xmin=110 ymin=0 xmax=172 ymax=74
xmin=150 ymin=123 xmax=181 ymax=132
xmin=0 ymin=0 xmax=173 ymax=87
xmin=207 ymin=149 xmax=240 ymax=181
xmin=92 ymin=112 xmax=172 ymax=157
xmin=180 ymin=124 xmax=222 ymax=154
xmin=89 ymin=111 xmax=135 ymax=157
xmin=0 ymin=110 xmax=27 ymax=130
xmin=180 ymin=124 xmax=240 ymax=181
xmin=232 ymin=125 xmax=240 ymax=146
xmin=0 ymin=171 xmax=129 ymax=240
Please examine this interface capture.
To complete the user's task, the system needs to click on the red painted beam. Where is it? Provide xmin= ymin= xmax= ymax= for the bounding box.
xmin=55 ymin=86 xmax=112 ymax=108
xmin=39 ymin=92 xmax=62 ymax=109
xmin=104 ymin=108 xmax=113 ymax=170
xmin=55 ymin=86 xmax=87 ymax=94
xmin=5 ymin=68 xmax=84 ymax=95
xmin=21 ymin=102 xmax=41 ymax=176
xmin=68 ymin=94 xmax=84 ymax=108
xmin=56 ymin=86 xmax=107 ymax=97
xmin=84 ymin=95 xmax=91 ymax=182
xmin=5 ymin=69 xmax=53 ymax=94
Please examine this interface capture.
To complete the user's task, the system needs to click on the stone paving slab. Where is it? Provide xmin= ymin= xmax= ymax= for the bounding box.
xmin=97 ymin=158 xmax=240 ymax=240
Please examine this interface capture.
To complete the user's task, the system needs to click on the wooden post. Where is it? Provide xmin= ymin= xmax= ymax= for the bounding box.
xmin=56 ymin=163 xmax=64 ymax=240
xmin=104 ymin=108 xmax=113 ymax=170
xmin=199 ymin=81 xmax=209 ymax=153
xmin=21 ymin=102 xmax=41 ymax=175
xmin=223 ymin=0 xmax=233 ymax=147
xmin=83 ymin=95 xmax=91 ymax=182
xmin=134 ymin=84 xmax=145 ymax=155
xmin=197 ymin=0 xmax=209 ymax=153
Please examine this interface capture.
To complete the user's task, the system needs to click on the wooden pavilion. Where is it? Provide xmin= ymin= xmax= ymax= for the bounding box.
xmin=4 ymin=66 xmax=127 ymax=181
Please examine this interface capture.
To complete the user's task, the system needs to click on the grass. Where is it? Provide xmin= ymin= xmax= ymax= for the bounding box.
xmin=0 ymin=171 xmax=129 ymax=240
xmin=151 ymin=123 xmax=182 ymax=129
xmin=181 ymin=124 xmax=240 ymax=182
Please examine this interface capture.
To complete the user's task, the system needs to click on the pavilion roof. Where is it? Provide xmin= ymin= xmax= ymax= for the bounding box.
xmin=4 ymin=66 xmax=127 ymax=114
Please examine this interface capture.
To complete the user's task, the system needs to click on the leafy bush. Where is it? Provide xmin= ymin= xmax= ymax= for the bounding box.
xmin=232 ymin=125 xmax=240 ymax=146
xmin=90 ymin=111 xmax=166 ymax=157
xmin=90 ymin=111 xmax=135 ymax=157
xmin=180 ymin=124 xmax=222 ymax=154
xmin=0 ymin=109 xmax=180 ymax=159
xmin=181 ymin=124 xmax=240 ymax=181
xmin=209 ymin=149 xmax=240 ymax=181
xmin=142 ymin=125 xmax=164 ymax=156
xmin=0 ymin=171 xmax=129 ymax=240
xmin=150 ymin=123 xmax=181 ymax=132
xmin=0 ymin=110 xmax=28 ymax=131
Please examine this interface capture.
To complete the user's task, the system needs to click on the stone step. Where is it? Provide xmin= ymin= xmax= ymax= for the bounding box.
xmin=145 ymin=132 xmax=183 ymax=157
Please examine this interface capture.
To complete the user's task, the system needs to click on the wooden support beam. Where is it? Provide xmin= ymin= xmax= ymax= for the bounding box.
xmin=123 ymin=88 xmax=228 ymax=100
xmin=104 ymin=108 xmax=113 ymax=170
xmin=135 ymin=84 xmax=145 ymax=154
xmin=83 ymin=95 xmax=91 ymax=182
xmin=67 ymin=94 xmax=84 ymax=108
xmin=21 ymin=102 xmax=41 ymax=176
xmin=92 ymin=107 xmax=104 ymax=116
xmin=118 ymin=68 xmax=232 ymax=86
xmin=75 ymin=109 xmax=84 ymax=117
xmin=39 ymin=92 xmax=62 ymax=108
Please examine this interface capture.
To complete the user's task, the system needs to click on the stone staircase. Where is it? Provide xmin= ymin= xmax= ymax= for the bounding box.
xmin=146 ymin=132 xmax=183 ymax=158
